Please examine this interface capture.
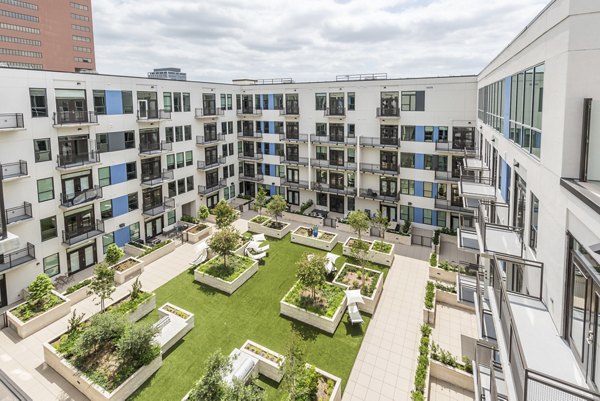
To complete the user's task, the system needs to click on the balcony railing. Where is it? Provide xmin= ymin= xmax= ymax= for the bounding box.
xmin=359 ymin=189 xmax=400 ymax=202
xmin=195 ymin=107 xmax=224 ymax=118
xmin=324 ymin=107 xmax=346 ymax=117
xmin=56 ymin=151 xmax=100 ymax=169
xmin=359 ymin=137 xmax=399 ymax=148
xmin=376 ymin=107 xmax=400 ymax=118
xmin=139 ymin=140 xmax=172 ymax=155
xmin=279 ymin=107 xmax=299 ymax=116
xmin=197 ymin=157 xmax=226 ymax=169
xmin=196 ymin=134 xmax=223 ymax=145
xmin=310 ymin=159 xmax=357 ymax=171
xmin=60 ymin=186 xmax=102 ymax=208
xmin=141 ymin=169 xmax=174 ymax=186
xmin=0 ymin=113 xmax=24 ymax=130
xmin=237 ymin=131 xmax=263 ymax=139
xmin=142 ymin=197 xmax=175 ymax=217
xmin=279 ymin=133 xmax=308 ymax=142
xmin=434 ymin=199 xmax=473 ymax=214
xmin=137 ymin=109 xmax=171 ymax=121
xmin=238 ymin=152 xmax=263 ymax=161
xmin=53 ymin=110 xmax=98 ymax=126
xmin=434 ymin=170 xmax=460 ymax=181
xmin=0 ymin=160 xmax=28 ymax=180
xmin=5 ymin=202 xmax=32 ymax=225
xmin=236 ymin=108 xmax=263 ymax=116
xmin=239 ymin=173 xmax=264 ymax=182
xmin=359 ymin=162 xmax=399 ymax=175
xmin=62 ymin=220 xmax=104 ymax=245
xmin=0 ymin=243 xmax=35 ymax=273
xmin=280 ymin=178 xmax=309 ymax=189
xmin=434 ymin=141 xmax=477 ymax=153
xmin=311 ymin=182 xmax=356 ymax=196
xmin=198 ymin=179 xmax=227 ymax=195
xmin=310 ymin=135 xmax=357 ymax=145
xmin=280 ymin=156 xmax=309 ymax=166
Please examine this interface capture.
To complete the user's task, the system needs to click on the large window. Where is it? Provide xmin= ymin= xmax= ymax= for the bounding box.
xmin=315 ymin=93 xmax=326 ymax=110
xmin=98 ymin=167 xmax=111 ymax=187
xmin=400 ymin=153 xmax=415 ymax=168
xmin=43 ymin=254 xmax=60 ymax=277
xmin=34 ymin=138 xmax=51 ymax=162
xmin=529 ymin=193 xmax=539 ymax=251
xmin=29 ymin=88 xmax=47 ymax=117
xmin=37 ymin=177 xmax=54 ymax=202
xmin=93 ymin=90 xmax=106 ymax=115
xmin=401 ymin=91 xmax=425 ymax=111
xmin=401 ymin=126 xmax=415 ymax=141
xmin=40 ymin=216 xmax=57 ymax=241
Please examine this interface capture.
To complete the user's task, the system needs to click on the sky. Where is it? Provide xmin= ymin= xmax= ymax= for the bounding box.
xmin=93 ymin=0 xmax=549 ymax=83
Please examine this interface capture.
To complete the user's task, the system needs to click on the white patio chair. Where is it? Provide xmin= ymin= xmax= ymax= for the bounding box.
xmin=348 ymin=303 xmax=363 ymax=325
xmin=247 ymin=241 xmax=270 ymax=253
xmin=246 ymin=248 xmax=267 ymax=261
xmin=251 ymin=233 xmax=266 ymax=243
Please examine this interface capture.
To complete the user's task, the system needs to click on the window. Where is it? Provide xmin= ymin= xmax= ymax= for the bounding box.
xmin=122 ymin=91 xmax=133 ymax=114
xmin=40 ymin=216 xmax=57 ymax=241
xmin=229 ymin=164 xmax=235 ymax=177
xmin=423 ymin=209 xmax=432 ymax=225
xmin=176 ymin=152 xmax=184 ymax=168
xmin=529 ymin=193 xmax=539 ymax=251
xmin=347 ymin=92 xmax=355 ymax=110
xmin=34 ymin=138 xmax=51 ymax=162
xmin=315 ymin=93 xmax=326 ymax=110
xmin=185 ymin=151 xmax=193 ymax=166
xmin=287 ymin=190 xmax=300 ymax=206
xmin=184 ymin=125 xmax=192 ymax=141
xmin=166 ymin=154 xmax=175 ymax=170
xmin=37 ymin=177 xmax=54 ymax=202
xmin=168 ymin=181 xmax=176 ymax=197
xmin=125 ymin=131 xmax=135 ymax=148
xmin=224 ymin=186 xmax=230 ymax=200
xmin=424 ymin=182 xmax=433 ymax=198
xmin=400 ymin=153 xmax=415 ymax=168
xmin=436 ymin=211 xmax=447 ymax=227
xmin=424 ymin=126 xmax=434 ymax=142
xmin=401 ymin=126 xmax=415 ymax=141
xmin=317 ymin=192 xmax=327 ymax=207
xmin=438 ymin=126 xmax=449 ymax=142
xmin=98 ymin=167 xmax=111 ymax=187
xmin=129 ymin=222 xmax=140 ymax=241
xmin=227 ymin=94 xmax=233 ymax=110
xmin=400 ymin=179 xmax=415 ymax=195
xmin=29 ymin=88 xmax=47 ymax=117
xmin=173 ymin=92 xmax=182 ymax=112
xmin=187 ymin=176 xmax=194 ymax=192
xmin=167 ymin=210 xmax=176 ymax=225
xmin=175 ymin=126 xmax=183 ymax=142
xmin=177 ymin=178 xmax=185 ymax=194
xmin=183 ymin=93 xmax=190 ymax=112
xmin=347 ymin=124 xmax=355 ymax=138
xmin=401 ymin=90 xmax=425 ymax=111
xmin=400 ymin=205 xmax=414 ymax=222
xmin=163 ymin=92 xmax=172 ymax=112
xmin=124 ymin=161 xmax=136 ymax=180
xmin=100 ymin=200 xmax=112 ymax=219
xmin=43 ymin=254 xmax=60 ymax=277
xmin=102 ymin=233 xmax=114 ymax=253
xmin=220 ymin=94 xmax=226 ymax=110
xmin=93 ymin=90 xmax=106 ymax=115
xmin=165 ymin=127 xmax=173 ymax=143
xmin=128 ymin=192 xmax=138 ymax=211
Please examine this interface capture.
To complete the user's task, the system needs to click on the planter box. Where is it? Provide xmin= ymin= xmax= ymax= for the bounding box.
xmin=207 ymin=210 xmax=241 ymax=224
xmin=139 ymin=240 xmax=178 ymax=265
xmin=342 ymin=238 xmax=395 ymax=267
xmin=314 ymin=366 xmax=342 ymax=401
xmin=123 ymin=243 xmax=144 ymax=258
xmin=64 ymin=284 xmax=91 ymax=304
xmin=429 ymin=359 xmax=474 ymax=393
xmin=428 ymin=266 xmax=457 ymax=284
xmin=109 ymin=292 xmax=156 ymax=323
xmin=423 ymin=290 xmax=436 ymax=326
xmin=440 ymin=233 xmax=457 ymax=245
xmin=43 ymin=341 xmax=162 ymax=401
xmin=279 ymin=284 xmax=346 ymax=334
xmin=184 ymin=224 xmax=212 ymax=244
xmin=282 ymin=211 xmax=323 ymax=226
xmin=335 ymin=221 xmax=355 ymax=234
xmin=291 ymin=227 xmax=338 ymax=251
xmin=332 ymin=264 xmax=384 ymax=314
xmin=435 ymin=288 xmax=476 ymax=313
xmin=384 ymin=230 xmax=411 ymax=246
xmin=157 ymin=303 xmax=195 ymax=353
xmin=247 ymin=217 xmax=271 ymax=233
xmin=249 ymin=218 xmax=291 ymax=239
xmin=112 ymin=257 xmax=144 ymax=285
xmin=241 ymin=340 xmax=285 ymax=383
xmin=7 ymin=290 xmax=71 ymax=339
xmin=194 ymin=257 xmax=259 ymax=294
xmin=234 ymin=240 xmax=250 ymax=256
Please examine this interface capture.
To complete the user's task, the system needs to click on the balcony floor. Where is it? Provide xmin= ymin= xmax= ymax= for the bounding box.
xmin=483 ymin=225 xmax=522 ymax=257
xmin=0 ymin=252 xmax=34 ymax=273
xmin=458 ymin=228 xmax=480 ymax=253
xmin=459 ymin=181 xmax=497 ymax=200
xmin=464 ymin=157 xmax=488 ymax=171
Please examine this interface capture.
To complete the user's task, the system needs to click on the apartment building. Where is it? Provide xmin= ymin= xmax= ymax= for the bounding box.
xmin=460 ymin=0 xmax=600 ymax=399
xmin=0 ymin=0 xmax=95 ymax=71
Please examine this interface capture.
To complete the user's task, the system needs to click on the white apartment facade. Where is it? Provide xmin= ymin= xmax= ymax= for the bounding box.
xmin=0 ymin=69 xmax=477 ymax=308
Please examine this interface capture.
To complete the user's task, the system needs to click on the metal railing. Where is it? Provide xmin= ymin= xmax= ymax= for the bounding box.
xmin=0 ymin=113 xmax=24 ymax=129
xmin=376 ymin=107 xmax=400 ymax=117
xmin=139 ymin=140 xmax=172 ymax=154
xmin=141 ymin=169 xmax=174 ymax=186
xmin=236 ymin=108 xmax=263 ymax=116
xmin=5 ymin=202 xmax=32 ymax=224
xmin=142 ymin=197 xmax=175 ymax=216
xmin=336 ymin=73 xmax=387 ymax=81
xmin=0 ymin=242 xmax=35 ymax=272
xmin=434 ymin=198 xmax=473 ymax=214
xmin=359 ymin=137 xmax=399 ymax=147
xmin=196 ymin=134 xmax=223 ymax=144
xmin=280 ymin=156 xmax=309 ymax=165
xmin=0 ymin=160 xmax=27 ymax=180
xmin=280 ymin=178 xmax=309 ymax=189
xmin=237 ymin=131 xmax=263 ymax=139
xmin=56 ymin=150 xmax=100 ymax=168
xmin=197 ymin=157 xmax=226 ymax=169
xmin=137 ymin=109 xmax=171 ymax=121
xmin=195 ymin=107 xmax=224 ymax=118
xmin=359 ymin=162 xmax=399 ymax=174
xmin=238 ymin=152 xmax=263 ymax=161
xmin=324 ymin=107 xmax=346 ymax=117
xmin=54 ymin=110 xmax=97 ymax=125
xmin=478 ymin=203 xmax=525 ymax=258
xmin=280 ymin=107 xmax=299 ymax=116
xmin=434 ymin=170 xmax=459 ymax=181
xmin=239 ymin=173 xmax=264 ymax=182
xmin=62 ymin=220 xmax=104 ymax=245
xmin=256 ymin=78 xmax=294 ymax=84
xmin=279 ymin=133 xmax=308 ymax=142
xmin=198 ymin=179 xmax=227 ymax=195
xmin=60 ymin=186 xmax=102 ymax=208
xmin=310 ymin=134 xmax=357 ymax=145
xmin=359 ymin=189 xmax=399 ymax=202
xmin=310 ymin=159 xmax=357 ymax=170
xmin=311 ymin=182 xmax=356 ymax=196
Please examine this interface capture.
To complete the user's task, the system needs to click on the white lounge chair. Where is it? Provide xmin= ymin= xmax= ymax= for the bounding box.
xmin=348 ymin=303 xmax=363 ymax=325
xmin=246 ymin=248 xmax=267 ymax=261
xmin=190 ymin=242 xmax=209 ymax=265
xmin=247 ymin=240 xmax=270 ymax=253
xmin=251 ymin=233 xmax=266 ymax=243
xmin=224 ymin=349 xmax=258 ymax=386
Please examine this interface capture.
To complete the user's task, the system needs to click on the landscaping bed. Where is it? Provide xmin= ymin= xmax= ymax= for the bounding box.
xmin=194 ymin=254 xmax=258 ymax=294
xmin=333 ymin=264 xmax=384 ymax=314
xmin=111 ymin=257 xmax=144 ymax=285
xmin=107 ymin=291 xmax=156 ymax=323
xmin=342 ymin=238 xmax=395 ymax=266
xmin=156 ymin=303 xmax=195 ymax=353
xmin=291 ymin=226 xmax=338 ymax=251
xmin=64 ymin=279 xmax=92 ymax=304
xmin=248 ymin=216 xmax=291 ymax=239
xmin=383 ymin=229 xmax=411 ymax=245
xmin=7 ymin=290 xmax=71 ymax=338
xmin=314 ymin=366 xmax=342 ymax=401
xmin=184 ymin=224 xmax=212 ymax=244
xmin=124 ymin=240 xmax=177 ymax=265
xmin=241 ymin=340 xmax=285 ymax=382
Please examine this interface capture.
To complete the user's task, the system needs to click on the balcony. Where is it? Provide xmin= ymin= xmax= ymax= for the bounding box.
xmin=142 ymin=197 xmax=175 ymax=217
xmin=195 ymin=107 xmax=224 ymax=119
xmin=376 ymin=107 xmax=400 ymax=118
xmin=280 ymin=155 xmax=309 ymax=166
xmin=141 ymin=169 xmax=174 ymax=187
xmin=311 ymin=182 xmax=356 ymax=196
xmin=324 ymin=107 xmax=345 ymax=117
xmin=463 ymin=156 xmax=489 ymax=172
xmin=0 ymin=113 xmax=24 ymax=132
xmin=53 ymin=111 xmax=98 ymax=127
xmin=279 ymin=107 xmax=299 ymax=116
xmin=458 ymin=173 xmax=497 ymax=203
xmin=238 ymin=152 xmax=263 ymax=161
xmin=197 ymin=157 xmax=226 ymax=169
xmin=310 ymin=159 xmax=357 ymax=171
xmin=62 ymin=220 xmax=105 ymax=245
xmin=0 ymin=243 xmax=35 ymax=273
xmin=434 ymin=199 xmax=474 ymax=214
xmin=239 ymin=173 xmax=264 ymax=182
xmin=60 ymin=186 xmax=102 ymax=208
xmin=310 ymin=135 xmax=357 ymax=146
xmin=279 ymin=133 xmax=308 ymax=142
xmin=434 ymin=170 xmax=460 ymax=182
xmin=359 ymin=189 xmax=400 ymax=203
xmin=236 ymin=108 xmax=262 ymax=117
xmin=359 ymin=137 xmax=399 ymax=148
xmin=0 ymin=160 xmax=28 ymax=180
xmin=139 ymin=141 xmax=172 ymax=156
xmin=198 ymin=180 xmax=227 ymax=195
xmin=435 ymin=142 xmax=477 ymax=153
xmin=136 ymin=109 xmax=171 ymax=122
xmin=359 ymin=162 xmax=399 ymax=175
xmin=196 ymin=134 xmax=223 ymax=145
xmin=237 ymin=130 xmax=263 ymax=140
xmin=56 ymin=151 xmax=100 ymax=170
xmin=280 ymin=179 xmax=309 ymax=189
xmin=5 ymin=202 xmax=33 ymax=225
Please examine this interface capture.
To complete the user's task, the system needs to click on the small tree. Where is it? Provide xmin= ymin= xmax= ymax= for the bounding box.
xmin=27 ymin=273 xmax=55 ymax=309
xmin=350 ymin=238 xmax=371 ymax=286
xmin=104 ymin=243 xmax=124 ymax=266
xmin=371 ymin=210 xmax=390 ymax=238
xmin=347 ymin=210 xmax=370 ymax=241
xmin=254 ymin=186 xmax=267 ymax=217
xmin=296 ymin=253 xmax=326 ymax=300
xmin=67 ymin=309 xmax=85 ymax=334
xmin=267 ymin=194 xmax=287 ymax=222
xmin=88 ymin=262 xmax=115 ymax=312
xmin=208 ymin=226 xmax=239 ymax=269
xmin=116 ymin=322 xmax=159 ymax=366
xmin=187 ymin=351 xmax=231 ymax=401
xmin=282 ymin=334 xmax=318 ymax=400
xmin=74 ymin=312 xmax=127 ymax=360
xmin=130 ymin=277 xmax=142 ymax=300
xmin=225 ymin=376 xmax=265 ymax=401
xmin=213 ymin=200 xmax=237 ymax=228
xmin=197 ymin=205 xmax=210 ymax=224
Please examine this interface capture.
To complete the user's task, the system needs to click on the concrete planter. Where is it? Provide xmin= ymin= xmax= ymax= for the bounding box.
xmin=423 ymin=290 xmax=436 ymax=326
xmin=342 ymin=237 xmax=372 ymax=259
xmin=335 ymin=221 xmax=355 ymax=234
xmin=428 ymin=266 xmax=457 ymax=284
xmin=207 ymin=210 xmax=241 ymax=224
xmin=234 ymin=240 xmax=250 ymax=256
xmin=282 ymin=211 xmax=323 ymax=226
xmin=111 ymin=257 xmax=144 ymax=285
xmin=247 ymin=216 xmax=271 ymax=233
xmin=291 ymin=227 xmax=338 ymax=251
xmin=43 ymin=341 xmax=162 ymax=401
xmin=249 ymin=218 xmax=291 ymax=239
xmin=109 ymin=292 xmax=156 ymax=323
xmin=7 ymin=290 xmax=71 ymax=339
xmin=440 ymin=233 xmax=457 ymax=245
xmin=342 ymin=238 xmax=395 ymax=266
xmin=139 ymin=240 xmax=178 ymax=265
xmin=333 ymin=264 xmax=384 ymax=314
xmin=314 ymin=366 xmax=342 ymax=401
xmin=429 ymin=359 xmax=474 ymax=392
xmin=436 ymin=288 xmax=476 ymax=312
xmin=384 ymin=230 xmax=411 ymax=245
xmin=64 ymin=283 xmax=91 ymax=304
xmin=157 ymin=303 xmax=195 ymax=353
xmin=241 ymin=340 xmax=285 ymax=382
xmin=194 ymin=257 xmax=259 ymax=294
xmin=184 ymin=224 xmax=212 ymax=243
xmin=279 ymin=283 xmax=346 ymax=334
xmin=123 ymin=243 xmax=144 ymax=258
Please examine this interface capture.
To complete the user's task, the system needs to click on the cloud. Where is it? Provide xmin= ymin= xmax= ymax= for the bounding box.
xmin=92 ymin=0 xmax=548 ymax=83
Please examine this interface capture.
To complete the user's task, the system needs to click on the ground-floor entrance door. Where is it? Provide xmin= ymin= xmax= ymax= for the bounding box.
xmin=145 ymin=216 xmax=163 ymax=240
xmin=329 ymin=195 xmax=344 ymax=213
xmin=67 ymin=242 xmax=97 ymax=275
xmin=381 ymin=204 xmax=397 ymax=223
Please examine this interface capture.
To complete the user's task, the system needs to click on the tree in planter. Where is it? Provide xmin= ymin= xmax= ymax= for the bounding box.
xmin=371 ymin=210 xmax=390 ymax=238
xmin=350 ymin=238 xmax=371 ymax=287
xmin=116 ymin=322 xmax=159 ymax=366
xmin=27 ymin=273 xmax=55 ymax=310
xmin=197 ymin=205 xmax=210 ymax=225
xmin=88 ymin=262 xmax=115 ymax=312
xmin=282 ymin=334 xmax=318 ymax=401
xmin=267 ymin=194 xmax=287 ymax=223
xmin=213 ymin=200 xmax=237 ymax=228
xmin=208 ymin=226 xmax=240 ymax=270
xmin=296 ymin=253 xmax=327 ymax=301
xmin=254 ymin=186 xmax=267 ymax=217
xmin=225 ymin=377 xmax=265 ymax=401
xmin=401 ymin=219 xmax=412 ymax=235
xmin=104 ymin=243 xmax=124 ymax=266
xmin=347 ymin=210 xmax=370 ymax=241
xmin=187 ymin=351 xmax=231 ymax=401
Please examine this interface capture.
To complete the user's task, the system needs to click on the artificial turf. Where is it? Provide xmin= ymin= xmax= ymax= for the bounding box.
xmin=130 ymin=234 xmax=388 ymax=401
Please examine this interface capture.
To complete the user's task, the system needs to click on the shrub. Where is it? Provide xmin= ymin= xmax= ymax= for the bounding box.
xmin=197 ymin=205 xmax=210 ymax=223
xmin=116 ymin=322 xmax=159 ymax=366
xmin=401 ymin=220 xmax=412 ymax=235
xmin=411 ymin=324 xmax=431 ymax=400
xmin=67 ymin=309 xmax=85 ymax=334
xmin=429 ymin=252 xmax=438 ymax=267
xmin=139 ymin=240 xmax=171 ymax=257
xmin=282 ymin=334 xmax=318 ymax=401
xmin=130 ymin=278 xmax=142 ymax=300
xmin=432 ymin=230 xmax=440 ymax=245
xmin=104 ymin=243 xmax=124 ymax=266
xmin=299 ymin=199 xmax=313 ymax=214
xmin=424 ymin=281 xmax=435 ymax=310
xmin=64 ymin=279 xmax=92 ymax=295
xmin=27 ymin=273 xmax=55 ymax=309
xmin=181 ymin=214 xmax=200 ymax=224
xmin=463 ymin=355 xmax=473 ymax=373
xmin=187 ymin=351 xmax=231 ymax=401
xmin=88 ymin=262 xmax=115 ymax=312
xmin=73 ymin=313 xmax=127 ymax=360
xmin=266 ymin=195 xmax=287 ymax=222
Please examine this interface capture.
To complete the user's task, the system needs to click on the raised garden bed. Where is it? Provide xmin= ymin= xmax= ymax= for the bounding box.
xmin=342 ymin=238 xmax=395 ymax=266
xmin=107 ymin=291 xmax=156 ymax=323
xmin=7 ymin=290 xmax=71 ymax=339
xmin=241 ymin=340 xmax=285 ymax=382
xmin=206 ymin=209 xmax=241 ymax=224
xmin=64 ymin=279 xmax=92 ymax=304
xmin=291 ymin=226 xmax=338 ymax=251
xmin=282 ymin=211 xmax=323 ymax=226
xmin=383 ymin=230 xmax=411 ymax=245
xmin=157 ymin=303 xmax=195 ymax=353
xmin=111 ymin=257 xmax=144 ymax=285
xmin=332 ymin=263 xmax=384 ymax=314
xmin=280 ymin=281 xmax=346 ymax=334
xmin=194 ymin=254 xmax=258 ymax=294
xmin=423 ymin=282 xmax=436 ymax=325
xmin=248 ymin=216 xmax=291 ymax=239
xmin=124 ymin=240 xmax=177 ymax=265
xmin=429 ymin=359 xmax=474 ymax=393
xmin=334 ymin=220 xmax=355 ymax=234
xmin=184 ymin=224 xmax=212 ymax=244
xmin=313 ymin=366 xmax=342 ymax=401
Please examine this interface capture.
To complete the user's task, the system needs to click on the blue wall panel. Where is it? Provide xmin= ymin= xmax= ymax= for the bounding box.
xmin=500 ymin=159 xmax=511 ymax=201
xmin=110 ymin=164 xmax=127 ymax=185
xmin=269 ymin=121 xmax=275 ymax=134
xmin=432 ymin=183 xmax=438 ymax=197
xmin=414 ymin=208 xmax=423 ymax=224
xmin=268 ymin=95 xmax=274 ymax=110
xmin=112 ymin=195 xmax=129 ymax=217
xmin=433 ymin=126 xmax=439 ymax=142
xmin=270 ymin=143 xmax=275 ymax=154
xmin=503 ymin=77 xmax=512 ymax=138
xmin=415 ymin=126 xmax=425 ymax=142
xmin=415 ymin=181 xmax=424 ymax=197
xmin=415 ymin=154 xmax=425 ymax=169
xmin=114 ymin=227 xmax=130 ymax=247
xmin=270 ymin=184 xmax=276 ymax=196
xmin=270 ymin=164 xmax=276 ymax=177
xmin=106 ymin=90 xmax=123 ymax=115
xmin=432 ymin=210 xmax=437 ymax=226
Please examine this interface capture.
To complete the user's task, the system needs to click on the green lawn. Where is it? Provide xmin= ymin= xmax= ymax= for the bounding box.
xmin=130 ymin=234 xmax=388 ymax=401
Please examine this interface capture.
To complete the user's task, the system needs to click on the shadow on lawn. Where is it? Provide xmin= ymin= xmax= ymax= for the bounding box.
xmin=343 ymin=320 xmax=365 ymax=337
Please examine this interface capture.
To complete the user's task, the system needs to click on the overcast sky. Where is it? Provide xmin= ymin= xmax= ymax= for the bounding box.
xmin=93 ymin=0 xmax=548 ymax=83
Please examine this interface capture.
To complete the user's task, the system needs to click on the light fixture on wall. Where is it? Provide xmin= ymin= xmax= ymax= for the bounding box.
xmin=514 ymin=161 xmax=520 ymax=168
xmin=491 ymin=138 xmax=496 ymax=143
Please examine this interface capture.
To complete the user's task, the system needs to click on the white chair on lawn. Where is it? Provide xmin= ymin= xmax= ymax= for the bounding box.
xmin=247 ymin=240 xmax=270 ymax=253
xmin=251 ymin=233 xmax=266 ymax=243
xmin=346 ymin=289 xmax=364 ymax=325
xmin=246 ymin=247 xmax=267 ymax=261
xmin=325 ymin=253 xmax=340 ymax=275
xmin=190 ymin=242 xmax=209 ymax=265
